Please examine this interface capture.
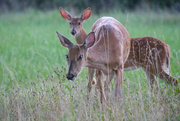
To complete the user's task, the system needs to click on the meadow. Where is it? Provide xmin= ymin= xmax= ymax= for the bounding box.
xmin=0 ymin=9 xmax=180 ymax=120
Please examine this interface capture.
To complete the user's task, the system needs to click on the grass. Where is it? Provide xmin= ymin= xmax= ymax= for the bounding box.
xmin=0 ymin=9 xmax=180 ymax=120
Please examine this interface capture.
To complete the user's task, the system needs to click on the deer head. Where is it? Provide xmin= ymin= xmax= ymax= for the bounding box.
xmin=59 ymin=7 xmax=91 ymax=37
xmin=56 ymin=31 xmax=95 ymax=81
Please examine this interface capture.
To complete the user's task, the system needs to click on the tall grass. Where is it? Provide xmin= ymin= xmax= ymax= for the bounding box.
xmin=0 ymin=9 xmax=180 ymax=120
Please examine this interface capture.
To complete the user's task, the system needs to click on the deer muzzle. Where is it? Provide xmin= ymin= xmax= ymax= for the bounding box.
xmin=66 ymin=73 xmax=75 ymax=80
xmin=66 ymin=60 xmax=76 ymax=81
xmin=71 ymin=29 xmax=76 ymax=36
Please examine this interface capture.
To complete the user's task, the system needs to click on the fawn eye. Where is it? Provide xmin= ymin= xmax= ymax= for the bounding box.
xmin=78 ymin=55 xmax=83 ymax=61
xmin=69 ymin=22 xmax=71 ymax=25
xmin=78 ymin=22 xmax=81 ymax=25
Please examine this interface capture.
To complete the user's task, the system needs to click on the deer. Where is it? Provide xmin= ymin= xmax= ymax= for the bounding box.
xmin=59 ymin=8 xmax=178 ymax=102
xmin=57 ymin=16 xmax=131 ymax=103
xmin=96 ymin=37 xmax=178 ymax=96
xmin=59 ymin=7 xmax=97 ymax=99
xmin=59 ymin=7 xmax=91 ymax=44
xmin=124 ymin=37 xmax=178 ymax=88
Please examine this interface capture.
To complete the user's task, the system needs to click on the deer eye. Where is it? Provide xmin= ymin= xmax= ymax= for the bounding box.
xmin=78 ymin=22 xmax=81 ymax=25
xmin=69 ymin=22 xmax=71 ymax=25
xmin=66 ymin=55 xmax=69 ymax=60
xmin=78 ymin=55 xmax=83 ymax=61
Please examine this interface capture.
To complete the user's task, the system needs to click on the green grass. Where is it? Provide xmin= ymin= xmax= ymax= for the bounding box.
xmin=0 ymin=9 xmax=180 ymax=120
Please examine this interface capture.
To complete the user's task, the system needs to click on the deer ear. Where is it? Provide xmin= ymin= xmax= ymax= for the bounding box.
xmin=81 ymin=7 xmax=91 ymax=20
xmin=59 ymin=7 xmax=72 ymax=20
xmin=84 ymin=32 xmax=95 ymax=48
xmin=56 ymin=31 xmax=73 ymax=49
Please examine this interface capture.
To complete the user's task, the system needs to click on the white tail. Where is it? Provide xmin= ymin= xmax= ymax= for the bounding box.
xmin=57 ymin=17 xmax=131 ymax=103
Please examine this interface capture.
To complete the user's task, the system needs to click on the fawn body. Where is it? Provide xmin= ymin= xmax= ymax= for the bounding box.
xmin=124 ymin=37 xmax=178 ymax=88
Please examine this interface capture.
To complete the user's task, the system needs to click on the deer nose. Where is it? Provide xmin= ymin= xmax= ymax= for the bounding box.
xmin=66 ymin=73 xmax=74 ymax=80
xmin=71 ymin=30 xmax=76 ymax=36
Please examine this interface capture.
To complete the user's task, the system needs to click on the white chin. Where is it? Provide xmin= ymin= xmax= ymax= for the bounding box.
xmin=75 ymin=33 xmax=80 ymax=37
xmin=71 ymin=77 xmax=76 ymax=81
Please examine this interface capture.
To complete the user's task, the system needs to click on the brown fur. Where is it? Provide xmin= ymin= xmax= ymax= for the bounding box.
xmin=57 ymin=16 xmax=131 ymax=104
xmin=59 ymin=8 xmax=178 ymax=103
xmin=124 ymin=37 xmax=178 ymax=87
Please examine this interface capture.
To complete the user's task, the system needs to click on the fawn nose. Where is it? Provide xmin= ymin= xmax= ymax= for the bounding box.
xmin=71 ymin=30 xmax=76 ymax=36
xmin=66 ymin=73 xmax=74 ymax=80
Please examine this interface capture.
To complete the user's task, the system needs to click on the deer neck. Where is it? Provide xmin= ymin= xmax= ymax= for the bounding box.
xmin=85 ymin=48 xmax=109 ymax=74
xmin=86 ymin=58 xmax=109 ymax=75
xmin=75 ymin=28 xmax=87 ymax=44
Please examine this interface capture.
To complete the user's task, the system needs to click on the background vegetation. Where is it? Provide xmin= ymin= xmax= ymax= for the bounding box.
xmin=0 ymin=0 xmax=180 ymax=13
xmin=0 ymin=2 xmax=180 ymax=120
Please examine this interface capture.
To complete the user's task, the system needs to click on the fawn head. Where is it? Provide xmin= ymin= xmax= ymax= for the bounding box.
xmin=56 ymin=31 xmax=95 ymax=81
xmin=59 ymin=7 xmax=91 ymax=37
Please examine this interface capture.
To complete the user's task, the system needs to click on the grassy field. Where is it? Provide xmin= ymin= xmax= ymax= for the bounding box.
xmin=0 ymin=9 xmax=180 ymax=120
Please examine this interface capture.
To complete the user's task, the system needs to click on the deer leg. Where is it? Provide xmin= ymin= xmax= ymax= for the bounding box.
xmin=114 ymin=67 xmax=123 ymax=98
xmin=100 ymin=78 xmax=106 ymax=104
xmin=158 ymin=71 xmax=178 ymax=86
xmin=95 ymin=70 xmax=100 ymax=97
xmin=104 ymin=78 xmax=109 ymax=103
xmin=95 ymin=70 xmax=107 ymax=104
xmin=144 ymin=70 xmax=159 ymax=90
xmin=87 ymin=67 xmax=95 ymax=100
xmin=104 ymin=72 xmax=114 ymax=102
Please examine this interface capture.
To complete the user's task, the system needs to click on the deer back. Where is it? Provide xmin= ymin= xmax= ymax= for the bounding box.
xmin=87 ymin=17 xmax=130 ymax=70
xmin=125 ymin=37 xmax=170 ymax=73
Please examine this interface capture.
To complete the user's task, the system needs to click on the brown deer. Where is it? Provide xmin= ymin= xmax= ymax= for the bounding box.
xmin=59 ymin=7 xmax=91 ymax=44
xmin=59 ymin=7 xmax=97 ymax=99
xmin=57 ymin=16 xmax=131 ymax=103
xmin=124 ymin=37 xmax=178 ymax=88
xmin=59 ymin=8 xmax=178 ymax=102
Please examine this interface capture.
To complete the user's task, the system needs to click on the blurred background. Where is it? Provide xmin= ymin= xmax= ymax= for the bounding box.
xmin=0 ymin=0 xmax=180 ymax=13
xmin=0 ymin=0 xmax=180 ymax=120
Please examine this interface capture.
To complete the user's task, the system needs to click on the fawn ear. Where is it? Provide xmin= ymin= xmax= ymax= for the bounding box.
xmin=56 ymin=31 xmax=73 ymax=49
xmin=59 ymin=7 xmax=72 ymax=20
xmin=84 ymin=32 xmax=95 ymax=48
xmin=81 ymin=7 xmax=91 ymax=20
